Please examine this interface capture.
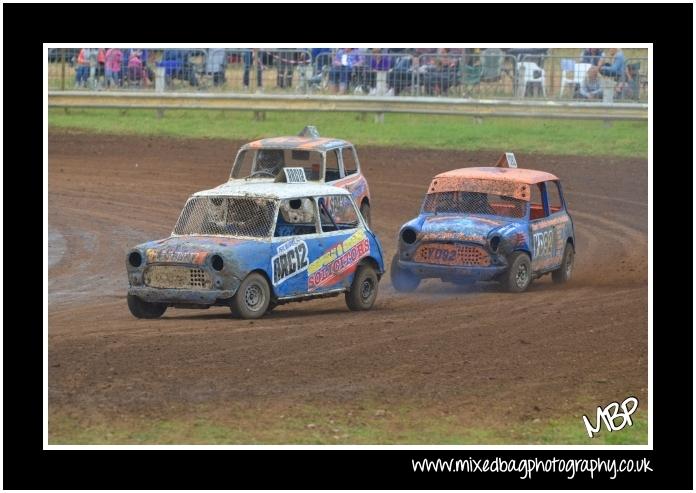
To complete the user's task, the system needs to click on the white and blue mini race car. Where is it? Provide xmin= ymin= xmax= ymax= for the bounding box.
xmin=126 ymin=169 xmax=385 ymax=319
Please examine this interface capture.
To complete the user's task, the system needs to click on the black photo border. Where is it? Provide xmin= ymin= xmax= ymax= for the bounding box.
xmin=5 ymin=2 xmax=691 ymax=489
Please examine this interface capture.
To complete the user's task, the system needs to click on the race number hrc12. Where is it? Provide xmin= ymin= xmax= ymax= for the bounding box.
xmin=272 ymin=239 xmax=309 ymax=286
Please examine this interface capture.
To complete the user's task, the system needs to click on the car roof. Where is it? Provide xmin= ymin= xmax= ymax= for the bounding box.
xmin=241 ymin=136 xmax=351 ymax=152
xmin=193 ymin=181 xmax=352 ymax=200
xmin=428 ymin=167 xmax=559 ymax=201
xmin=433 ymin=167 xmax=559 ymax=184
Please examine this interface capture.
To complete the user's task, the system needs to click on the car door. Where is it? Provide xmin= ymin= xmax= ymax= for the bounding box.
xmin=332 ymin=146 xmax=369 ymax=206
xmin=306 ymin=195 xmax=371 ymax=293
xmin=529 ymin=180 xmax=570 ymax=273
xmin=270 ymin=197 xmax=320 ymax=298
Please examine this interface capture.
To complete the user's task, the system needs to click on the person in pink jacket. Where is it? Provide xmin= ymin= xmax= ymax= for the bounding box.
xmin=104 ymin=48 xmax=123 ymax=88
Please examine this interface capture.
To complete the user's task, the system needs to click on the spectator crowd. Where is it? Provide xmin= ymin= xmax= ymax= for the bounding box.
xmin=63 ymin=47 xmax=643 ymax=101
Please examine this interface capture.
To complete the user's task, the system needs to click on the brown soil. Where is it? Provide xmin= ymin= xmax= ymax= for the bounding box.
xmin=48 ymin=131 xmax=648 ymax=431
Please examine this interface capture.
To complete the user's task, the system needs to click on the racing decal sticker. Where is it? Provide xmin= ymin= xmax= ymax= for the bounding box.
xmin=146 ymin=248 xmax=207 ymax=265
xmin=533 ymin=229 xmax=555 ymax=258
xmin=272 ymin=238 xmax=309 ymax=286
xmin=414 ymin=243 xmax=490 ymax=266
xmin=343 ymin=177 xmax=367 ymax=200
xmin=307 ymin=230 xmax=370 ymax=291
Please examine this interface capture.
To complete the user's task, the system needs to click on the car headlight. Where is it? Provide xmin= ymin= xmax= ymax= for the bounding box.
xmin=401 ymin=228 xmax=417 ymax=244
xmin=488 ymin=235 xmax=501 ymax=253
xmin=128 ymin=250 xmax=143 ymax=268
xmin=210 ymin=254 xmax=224 ymax=271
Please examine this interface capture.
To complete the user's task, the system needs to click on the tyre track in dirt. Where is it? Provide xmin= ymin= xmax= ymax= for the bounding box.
xmin=48 ymin=132 xmax=648 ymax=427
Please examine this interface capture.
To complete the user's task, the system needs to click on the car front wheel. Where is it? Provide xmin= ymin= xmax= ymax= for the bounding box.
xmin=232 ymin=273 xmax=271 ymax=319
xmin=346 ymin=264 xmax=379 ymax=311
xmin=501 ymin=252 xmax=532 ymax=293
xmin=127 ymin=294 xmax=167 ymax=319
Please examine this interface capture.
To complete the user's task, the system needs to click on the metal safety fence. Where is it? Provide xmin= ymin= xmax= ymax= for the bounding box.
xmin=48 ymin=48 xmax=648 ymax=103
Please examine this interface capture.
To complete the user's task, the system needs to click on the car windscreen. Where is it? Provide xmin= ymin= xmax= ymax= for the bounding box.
xmin=173 ymin=196 xmax=277 ymax=238
xmin=231 ymin=149 xmax=324 ymax=181
xmin=422 ymin=191 xmax=527 ymax=218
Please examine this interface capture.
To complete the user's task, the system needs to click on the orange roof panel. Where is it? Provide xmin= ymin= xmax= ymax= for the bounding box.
xmin=243 ymin=136 xmax=348 ymax=151
xmin=434 ymin=167 xmax=558 ymax=184
xmin=428 ymin=167 xmax=559 ymax=201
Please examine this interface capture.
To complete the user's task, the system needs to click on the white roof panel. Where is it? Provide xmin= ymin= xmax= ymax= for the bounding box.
xmin=193 ymin=181 xmax=351 ymax=200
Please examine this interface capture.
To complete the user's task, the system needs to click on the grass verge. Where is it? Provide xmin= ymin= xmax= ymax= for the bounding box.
xmin=49 ymin=404 xmax=647 ymax=445
xmin=48 ymin=109 xmax=647 ymax=158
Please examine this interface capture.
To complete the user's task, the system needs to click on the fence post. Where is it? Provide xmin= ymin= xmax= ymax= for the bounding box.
xmin=155 ymin=67 xmax=165 ymax=93
xmin=374 ymin=69 xmax=386 ymax=123
xmin=602 ymin=78 xmax=615 ymax=104
xmin=253 ymin=49 xmax=260 ymax=93
xmin=61 ymin=48 xmax=66 ymax=91
xmin=375 ymin=71 xmax=387 ymax=96
xmin=155 ymin=67 xmax=165 ymax=118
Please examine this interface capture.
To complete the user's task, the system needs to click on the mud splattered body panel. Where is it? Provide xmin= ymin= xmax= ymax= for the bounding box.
xmin=126 ymin=185 xmax=385 ymax=308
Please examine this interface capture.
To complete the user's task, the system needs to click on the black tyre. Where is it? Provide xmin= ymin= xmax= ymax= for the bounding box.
xmin=552 ymin=243 xmax=574 ymax=284
xmin=345 ymin=264 xmax=379 ymax=311
xmin=232 ymin=272 xmax=271 ymax=319
xmin=390 ymin=253 xmax=420 ymax=292
xmin=231 ymin=298 xmax=277 ymax=318
xmin=360 ymin=202 xmax=371 ymax=227
xmin=501 ymin=251 xmax=532 ymax=293
xmin=127 ymin=294 xmax=167 ymax=319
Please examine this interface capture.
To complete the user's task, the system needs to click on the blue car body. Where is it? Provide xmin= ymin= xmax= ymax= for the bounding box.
xmin=126 ymin=182 xmax=385 ymax=315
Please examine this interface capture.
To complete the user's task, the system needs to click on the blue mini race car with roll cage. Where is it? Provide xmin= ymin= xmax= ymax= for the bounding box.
xmin=126 ymin=169 xmax=385 ymax=319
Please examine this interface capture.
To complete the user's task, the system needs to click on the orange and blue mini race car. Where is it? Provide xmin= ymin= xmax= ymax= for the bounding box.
xmin=228 ymin=126 xmax=373 ymax=225
xmin=391 ymin=153 xmax=575 ymax=293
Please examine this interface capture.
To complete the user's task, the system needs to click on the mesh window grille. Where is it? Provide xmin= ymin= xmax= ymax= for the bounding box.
xmin=422 ymin=191 xmax=526 ymax=218
xmin=255 ymin=149 xmax=285 ymax=176
xmin=173 ymin=196 xmax=277 ymax=238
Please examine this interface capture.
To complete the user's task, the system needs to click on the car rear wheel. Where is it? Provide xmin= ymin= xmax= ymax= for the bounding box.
xmin=232 ymin=273 xmax=271 ymax=319
xmin=552 ymin=243 xmax=574 ymax=284
xmin=390 ymin=253 xmax=420 ymax=292
xmin=501 ymin=252 xmax=532 ymax=293
xmin=127 ymin=294 xmax=167 ymax=319
xmin=346 ymin=264 xmax=379 ymax=311
xmin=360 ymin=202 xmax=371 ymax=227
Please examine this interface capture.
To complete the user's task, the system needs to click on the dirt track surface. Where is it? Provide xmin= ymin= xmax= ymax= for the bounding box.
xmin=48 ymin=132 xmax=648 ymax=428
